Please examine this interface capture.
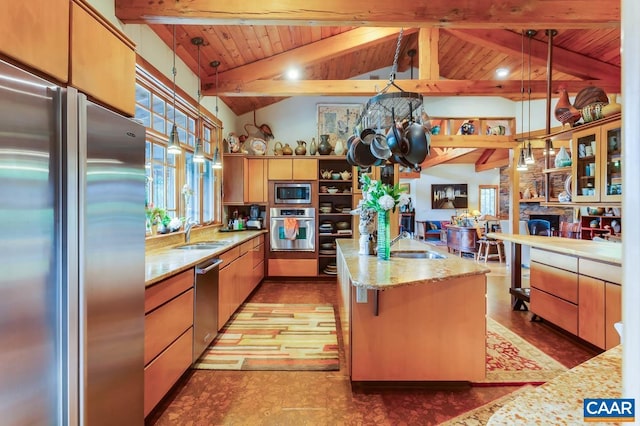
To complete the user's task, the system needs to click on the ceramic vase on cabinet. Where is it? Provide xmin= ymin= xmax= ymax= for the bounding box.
xmin=318 ymin=134 xmax=332 ymax=155
xmin=309 ymin=137 xmax=317 ymax=155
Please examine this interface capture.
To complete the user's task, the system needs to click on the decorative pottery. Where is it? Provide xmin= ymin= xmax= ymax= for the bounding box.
xmin=377 ymin=211 xmax=391 ymax=260
xmin=273 ymin=141 xmax=284 ymax=155
xmin=334 ymin=139 xmax=345 ymax=155
xmin=320 ymin=169 xmax=333 ymax=179
xmin=555 ymin=146 xmax=571 ymax=167
xmin=295 ymin=140 xmax=307 ymax=155
xmin=318 ymin=134 xmax=332 ymax=155
xmin=460 ymin=121 xmax=475 ymax=135
xmin=282 ymin=143 xmax=293 ymax=155
xmin=601 ymin=94 xmax=622 ymax=118
xmin=554 ymin=86 xmax=581 ymax=127
xmin=340 ymin=170 xmax=352 ymax=180
xmin=309 ymin=137 xmax=317 ymax=155
xmin=331 ymin=172 xmax=341 ymax=180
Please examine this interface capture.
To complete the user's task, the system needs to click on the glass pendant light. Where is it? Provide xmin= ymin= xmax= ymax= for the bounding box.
xmin=517 ymin=30 xmax=528 ymax=171
xmin=192 ymin=36 xmax=205 ymax=163
xmin=211 ymin=60 xmax=223 ymax=169
xmin=517 ymin=146 xmax=528 ymax=171
xmin=523 ymin=30 xmax=537 ymax=165
xmin=167 ymin=25 xmax=182 ymax=155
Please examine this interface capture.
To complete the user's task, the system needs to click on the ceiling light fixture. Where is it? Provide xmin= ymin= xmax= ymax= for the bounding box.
xmin=191 ymin=36 xmax=205 ymax=163
xmin=496 ymin=68 xmax=509 ymax=78
xmin=524 ymin=30 xmax=538 ymax=165
xmin=167 ymin=25 xmax=182 ymax=155
xmin=286 ymin=67 xmax=300 ymax=80
xmin=211 ymin=60 xmax=223 ymax=169
xmin=517 ymin=30 xmax=528 ymax=172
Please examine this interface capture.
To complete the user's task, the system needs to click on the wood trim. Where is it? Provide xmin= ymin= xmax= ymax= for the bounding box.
xmin=73 ymin=0 xmax=135 ymax=49
xmin=144 ymin=269 xmax=194 ymax=313
xmin=530 ymin=288 xmax=578 ymax=335
xmin=531 ymin=261 xmax=578 ymax=304
xmin=420 ymin=147 xmax=476 ymax=168
xmin=219 ymin=246 xmax=240 ymax=267
xmin=418 ymin=28 xmax=439 ymax=80
xmin=578 ymin=274 xmax=605 ymax=348
xmin=475 ymin=156 xmax=510 ymax=172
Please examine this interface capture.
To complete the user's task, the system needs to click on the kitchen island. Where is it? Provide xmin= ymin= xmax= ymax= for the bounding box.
xmin=336 ymin=239 xmax=490 ymax=382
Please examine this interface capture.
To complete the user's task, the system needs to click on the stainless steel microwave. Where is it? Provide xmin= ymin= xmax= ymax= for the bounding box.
xmin=273 ymin=182 xmax=312 ymax=204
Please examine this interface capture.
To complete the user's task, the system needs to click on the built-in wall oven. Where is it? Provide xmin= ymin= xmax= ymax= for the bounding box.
xmin=269 ymin=207 xmax=315 ymax=251
xmin=273 ymin=182 xmax=312 ymax=204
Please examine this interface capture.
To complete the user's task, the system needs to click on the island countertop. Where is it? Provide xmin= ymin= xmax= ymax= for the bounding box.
xmin=487 ymin=233 xmax=622 ymax=265
xmin=336 ymin=238 xmax=489 ymax=290
xmin=145 ymin=230 xmax=266 ymax=287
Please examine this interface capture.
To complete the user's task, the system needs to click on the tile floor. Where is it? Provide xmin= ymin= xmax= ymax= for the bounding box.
xmin=146 ymin=265 xmax=600 ymax=425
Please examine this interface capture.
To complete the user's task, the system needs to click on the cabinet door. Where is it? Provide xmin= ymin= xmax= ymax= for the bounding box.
xmin=292 ymin=159 xmax=318 ymax=180
xmin=599 ymin=120 xmax=622 ymax=202
xmin=223 ymin=157 xmax=248 ymax=204
xmin=572 ymin=128 xmax=601 ymax=202
xmin=218 ymin=261 xmax=237 ymax=330
xmin=0 ymin=0 xmax=69 ymax=82
xmin=70 ymin=1 xmax=136 ymax=116
xmin=578 ymin=275 xmax=605 ymax=348
xmin=247 ymin=159 xmax=267 ymax=202
xmin=268 ymin=159 xmax=292 ymax=179
xmin=605 ymin=283 xmax=621 ymax=349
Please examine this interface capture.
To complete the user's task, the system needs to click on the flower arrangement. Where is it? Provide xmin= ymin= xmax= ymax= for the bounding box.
xmin=145 ymin=204 xmax=169 ymax=226
xmin=359 ymin=174 xmax=410 ymax=213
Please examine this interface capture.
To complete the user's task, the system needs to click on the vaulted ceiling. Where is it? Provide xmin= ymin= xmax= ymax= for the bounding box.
xmin=116 ymin=1 xmax=621 ymax=117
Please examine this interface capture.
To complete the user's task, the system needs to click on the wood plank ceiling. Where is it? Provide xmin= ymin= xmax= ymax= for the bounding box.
xmin=116 ymin=1 xmax=620 ymax=166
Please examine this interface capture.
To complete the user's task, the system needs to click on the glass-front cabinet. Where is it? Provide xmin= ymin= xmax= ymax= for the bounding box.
xmin=600 ymin=120 xmax=622 ymax=202
xmin=571 ymin=119 xmax=621 ymax=203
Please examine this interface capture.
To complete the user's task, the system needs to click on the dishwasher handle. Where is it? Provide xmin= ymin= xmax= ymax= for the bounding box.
xmin=196 ymin=258 xmax=223 ymax=274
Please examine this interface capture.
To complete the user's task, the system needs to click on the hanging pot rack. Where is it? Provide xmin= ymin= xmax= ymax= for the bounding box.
xmin=355 ymin=29 xmax=423 ymax=133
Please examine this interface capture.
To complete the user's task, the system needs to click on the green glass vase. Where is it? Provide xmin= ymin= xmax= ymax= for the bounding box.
xmin=377 ymin=210 xmax=391 ymax=260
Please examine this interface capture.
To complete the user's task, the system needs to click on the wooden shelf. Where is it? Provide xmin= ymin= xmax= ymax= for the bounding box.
xmin=542 ymin=166 xmax=571 ymax=174
xmin=542 ymin=113 xmax=622 ymax=142
xmin=399 ymin=171 xmax=421 ymax=179
xmin=519 ymin=197 xmax=558 ymax=203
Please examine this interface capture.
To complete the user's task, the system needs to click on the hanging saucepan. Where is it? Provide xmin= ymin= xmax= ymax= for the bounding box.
xmin=403 ymin=122 xmax=430 ymax=164
xmin=346 ymin=135 xmax=357 ymax=166
xmin=352 ymin=136 xmax=377 ymax=167
xmin=360 ymin=128 xmax=376 ymax=145
xmin=369 ymin=132 xmax=392 ymax=160
xmin=386 ymin=124 xmax=410 ymax=156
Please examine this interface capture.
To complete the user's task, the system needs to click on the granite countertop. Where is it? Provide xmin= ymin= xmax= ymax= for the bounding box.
xmin=487 ymin=233 xmax=622 ymax=265
xmin=145 ymin=230 xmax=266 ymax=287
xmin=488 ymin=345 xmax=622 ymax=425
xmin=336 ymin=238 xmax=489 ymax=290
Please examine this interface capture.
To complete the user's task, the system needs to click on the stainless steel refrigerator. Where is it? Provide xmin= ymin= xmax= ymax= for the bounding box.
xmin=0 ymin=59 xmax=145 ymax=425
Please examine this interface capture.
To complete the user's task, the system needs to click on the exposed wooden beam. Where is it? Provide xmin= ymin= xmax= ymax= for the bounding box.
xmin=476 ymin=156 xmax=510 ymax=172
xmin=202 ymin=27 xmax=415 ymax=86
xmin=444 ymin=29 xmax=620 ymax=82
xmin=431 ymin=136 xmax=517 ymax=149
xmin=421 ymin=148 xmax=476 ymax=168
xmin=475 ymin=149 xmax=496 ymax=166
xmin=116 ymin=0 xmax=620 ymax=28
xmin=418 ymin=28 xmax=439 ymax=80
xmin=208 ymin=78 xmax=621 ymax=97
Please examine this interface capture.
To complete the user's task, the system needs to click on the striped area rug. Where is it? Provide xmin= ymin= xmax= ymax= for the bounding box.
xmin=193 ymin=303 xmax=339 ymax=371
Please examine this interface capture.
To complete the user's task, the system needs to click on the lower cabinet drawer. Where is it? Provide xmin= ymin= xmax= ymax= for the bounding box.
xmin=530 ymin=288 xmax=578 ymax=335
xmin=530 ymin=262 xmax=578 ymax=304
xmin=268 ymin=258 xmax=318 ymax=276
xmin=144 ymin=327 xmax=193 ymax=417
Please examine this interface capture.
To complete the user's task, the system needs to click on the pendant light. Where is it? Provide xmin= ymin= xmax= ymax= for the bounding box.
xmin=191 ymin=36 xmax=205 ymax=163
xmin=167 ymin=25 xmax=182 ymax=155
xmin=517 ymin=30 xmax=528 ymax=171
xmin=211 ymin=59 xmax=223 ymax=169
xmin=524 ymin=30 xmax=537 ymax=165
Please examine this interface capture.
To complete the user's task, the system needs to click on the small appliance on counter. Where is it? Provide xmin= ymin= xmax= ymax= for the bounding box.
xmin=246 ymin=204 xmax=263 ymax=229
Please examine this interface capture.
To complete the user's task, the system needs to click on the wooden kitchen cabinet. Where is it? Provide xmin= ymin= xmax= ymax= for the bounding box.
xmin=0 ymin=0 xmax=69 ymax=83
xmin=143 ymin=269 xmax=194 ymax=417
xmin=70 ymin=1 xmax=136 ymax=116
xmin=223 ymin=157 xmax=268 ymax=204
xmin=605 ymin=282 xmax=621 ymax=349
xmin=578 ymin=275 xmax=605 ymax=348
xmin=268 ymin=158 xmax=318 ymax=180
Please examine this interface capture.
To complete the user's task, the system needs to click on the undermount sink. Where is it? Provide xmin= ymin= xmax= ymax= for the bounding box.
xmin=174 ymin=241 xmax=230 ymax=250
xmin=390 ymin=250 xmax=446 ymax=259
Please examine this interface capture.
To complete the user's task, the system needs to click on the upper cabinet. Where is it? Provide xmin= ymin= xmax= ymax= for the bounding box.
xmin=223 ymin=157 xmax=268 ymax=204
xmin=70 ymin=0 xmax=136 ymax=116
xmin=0 ymin=0 xmax=69 ymax=82
xmin=267 ymin=158 xmax=318 ymax=180
xmin=571 ymin=118 xmax=621 ymax=203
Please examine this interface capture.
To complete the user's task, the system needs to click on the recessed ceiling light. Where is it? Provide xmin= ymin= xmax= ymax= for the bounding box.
xmin=286 ymin=68 xmax=300 ymax=80
xmin=496 ymin=68 xmax=509 ymax=78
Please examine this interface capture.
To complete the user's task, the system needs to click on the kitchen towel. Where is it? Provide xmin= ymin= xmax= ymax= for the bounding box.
xmin=283 ymin=217 xmax=299 ymax=240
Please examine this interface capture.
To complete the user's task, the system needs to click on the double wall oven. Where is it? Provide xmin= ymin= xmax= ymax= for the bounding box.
xmin=269 ymin=207 xmax=315 ymax=252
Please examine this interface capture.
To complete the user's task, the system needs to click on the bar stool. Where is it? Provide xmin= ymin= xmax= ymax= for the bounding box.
xmin=477 ymin=239 xmax=505 ymax=263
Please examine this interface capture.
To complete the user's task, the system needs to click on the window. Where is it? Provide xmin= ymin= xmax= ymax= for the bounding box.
xmin=479 ymin=185 xmax=498 ymax=217
xmin=136 ymin=64 xmax=222 ymax=230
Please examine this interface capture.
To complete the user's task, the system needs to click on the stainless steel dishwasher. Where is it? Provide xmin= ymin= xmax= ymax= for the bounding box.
xmin=193 ymin=257 xmax=223 ymax=363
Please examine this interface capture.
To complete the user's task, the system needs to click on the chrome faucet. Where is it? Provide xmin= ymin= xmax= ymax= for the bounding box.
xmin=390 ymin=231 xmax=411 ymax=247
xmin=184 ymin=217 xmax=197 ymax=243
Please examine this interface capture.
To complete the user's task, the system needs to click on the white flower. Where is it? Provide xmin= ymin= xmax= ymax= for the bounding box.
xmin=378 ymin=194 xmax=396 ymax=211
xmin=398 ymin=193 xmax=410 ymax=207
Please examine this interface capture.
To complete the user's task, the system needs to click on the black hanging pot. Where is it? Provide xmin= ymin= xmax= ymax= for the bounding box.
xmin=386 ymin=124 xmax=410 ymax=156
xmin=404 ymin=122 xmax=430 ymax=164
xmin=352 ymin=137 xmax=377 ymax=167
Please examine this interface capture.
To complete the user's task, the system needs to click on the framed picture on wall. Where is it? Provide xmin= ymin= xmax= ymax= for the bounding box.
xmin=431 ymin=184 xmax=468 ymax=209
xmin=317 ymin=104 xmax=362 ymax=149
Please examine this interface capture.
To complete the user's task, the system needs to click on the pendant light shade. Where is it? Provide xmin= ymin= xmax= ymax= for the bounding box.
xmin=211 ymin=60 xmax=223 ymax=169
xmin=525 ymin=141 xmax=535 ymax=164
xmin=167 ymin=25 xmax=182 ymax=155
xmin=517 ymin=147 xmax=528 ymax=171
xmin=192 ymin=36 xmax=205 ymax=163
